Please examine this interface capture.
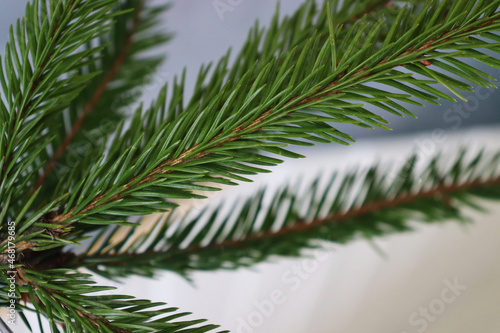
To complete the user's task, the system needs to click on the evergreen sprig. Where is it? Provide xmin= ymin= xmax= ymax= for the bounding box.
xmin=0 ymin=268 xmax=224 ymax=333
xmin=33 ymin=0 xmax=171 ymax=199
xmin=37 ymin=0 xmax=427 ymax=230
xmin=1 ymin=0 xmax=500 ymax=332
xmin=73 ymin=148 xmax=500 ymax=278
xmin=42 ymin=0 xmax=500 ymax=230
xmin=0 ymin=0 xmax=122 ymax=227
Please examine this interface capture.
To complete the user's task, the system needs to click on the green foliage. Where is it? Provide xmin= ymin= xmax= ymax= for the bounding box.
xmin=0 ymin=0 xmax=122 ymax=226
xmin=36 ymin=0 xmax=172 ymax=203
xmin=40 ymin=0 xmax=500 ymax=229
xmin=74 ymin=148 xmax=500 ymax=278
xmin=1 ymin=0 xmax=500 ymax=332
xmin=0 ymin=268 xmax=224 ymax=333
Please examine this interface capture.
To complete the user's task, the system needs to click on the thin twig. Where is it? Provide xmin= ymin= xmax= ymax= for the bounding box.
xmin=185 ymin=176 xmax=500 ymax=251
xmin=75 ymin=174 xmax=500 ymax=264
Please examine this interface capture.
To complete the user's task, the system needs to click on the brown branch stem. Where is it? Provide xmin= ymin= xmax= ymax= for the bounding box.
xmin=84 ymin=174 xmax=500 ymax=265
xmin=188 ymin=176 xmax=500 ymax=251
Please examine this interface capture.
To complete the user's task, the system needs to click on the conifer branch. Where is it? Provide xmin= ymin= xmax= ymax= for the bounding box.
xmin=0 ymin=0 xmax=121 ymax=223
xmin=48 ymin=3 xmax=500 ymax=228
xmin=29 ymin=281 xmax=132 ymax=333
xmin=29 ymin=0 xmax=171 ymax=208
xmin=2 ymin=1 xmax=500 ymax=331
xmin=12 ymin=268 xmax=225 ymax=333
xmin=184 ymin=175 xmax=500 ymax=251
xmin=34 ymin=0 xmax=146 ymax=192
xmin=0 ymin=1 xmax=75 ymax=180
xmin=75 ymin=148 xmax=500 ymax=277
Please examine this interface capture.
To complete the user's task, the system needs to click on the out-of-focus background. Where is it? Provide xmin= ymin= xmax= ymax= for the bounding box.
xmin=1 ymin=1 xmax=500 ymax=332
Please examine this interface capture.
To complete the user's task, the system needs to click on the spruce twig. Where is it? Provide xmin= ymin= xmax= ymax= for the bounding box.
xmin=34 ymin=0 xmax=146 ymax=191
